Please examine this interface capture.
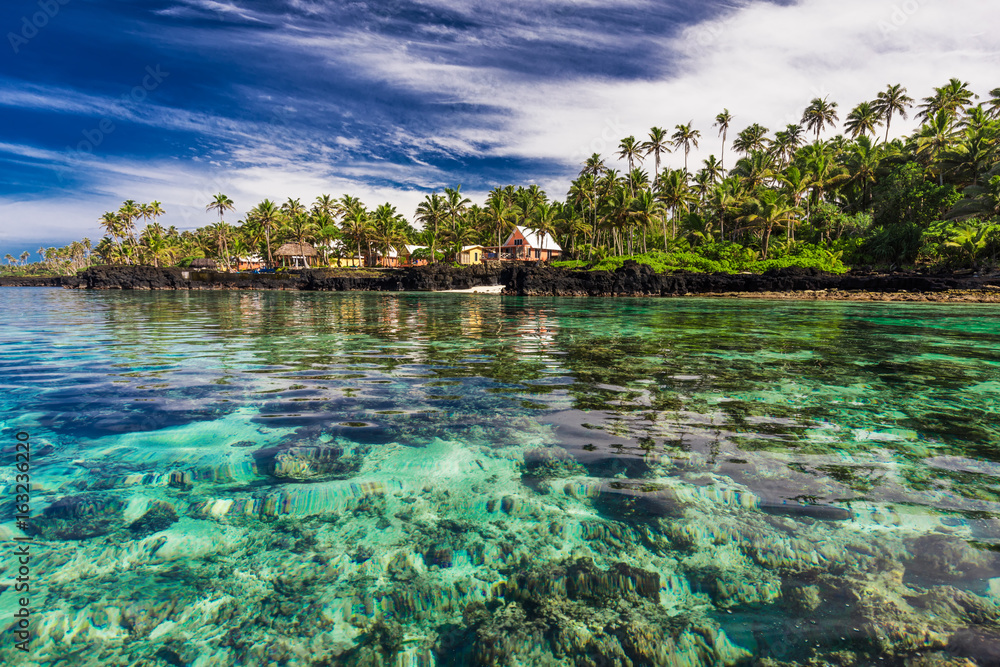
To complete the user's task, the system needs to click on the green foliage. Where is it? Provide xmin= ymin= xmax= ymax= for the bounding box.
xmin=859 ymin=222 xmax=923 ymax=268
xmin=871 ymin=163 xmax=961 ymax=230
xmin=555 ymin=243 xmax=848 ymax=275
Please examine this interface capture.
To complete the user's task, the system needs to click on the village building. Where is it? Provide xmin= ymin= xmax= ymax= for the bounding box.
xmin=501 ymin=226 xmax=563 ymax=261
xmin=275 ymin=242 xmax=320 ymax=268
xmin=457 ymin=245 xmax=486 ymax=265
xmin=189 ymin=257 xmax=217 ymax=270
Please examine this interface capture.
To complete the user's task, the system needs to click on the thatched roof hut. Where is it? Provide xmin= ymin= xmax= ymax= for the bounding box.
xmin=275 ymin=242 xmax=319 ymax=267
xmin=190 ymin=257 xmax=217 ymax=269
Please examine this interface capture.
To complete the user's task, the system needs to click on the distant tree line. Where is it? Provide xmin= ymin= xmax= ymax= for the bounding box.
xmin=5 ymin=78 xmax=999 ymax=276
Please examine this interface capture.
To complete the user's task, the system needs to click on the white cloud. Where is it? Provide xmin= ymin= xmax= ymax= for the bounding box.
xmin=6 ymin=0 xmax=1000 ymax=252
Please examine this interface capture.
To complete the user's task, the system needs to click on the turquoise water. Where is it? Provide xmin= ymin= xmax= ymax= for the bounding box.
xmin=1 ymin=288 xmax=999 ymax=666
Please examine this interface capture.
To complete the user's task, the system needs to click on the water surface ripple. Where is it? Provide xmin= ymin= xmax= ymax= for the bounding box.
xmin=1 ymin=289 xmax=999 ymax=666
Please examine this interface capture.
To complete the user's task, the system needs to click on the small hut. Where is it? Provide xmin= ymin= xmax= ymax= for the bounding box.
xmin=189 ymin=257 xmax=217 ymax=270
xmin=275 ymin=243 xmax=319 ymax=268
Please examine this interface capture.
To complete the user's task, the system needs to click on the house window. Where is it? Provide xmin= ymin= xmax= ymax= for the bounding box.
xmin=514 ymin=239 xmax=523 ymax=246
xmin=535 ymin=249 xmax=541 ymax=259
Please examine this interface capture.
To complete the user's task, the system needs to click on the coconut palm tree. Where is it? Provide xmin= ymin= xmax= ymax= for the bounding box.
xmin=741 ymin=190 xmax=800 ymax=259
xmin=914 ymin=110 xmax=959 ymax=185
xmin=656 ymin=169 xmax=696 ymax=240
xmin=313 ymin=194 xmax=337 ymax=217
xmin=118 ymin=200 xmax=142 ymax=263
xmin=701 ymin=155 xmax=724 ymax=184
xmin=802 ymin=97 xmax=840 ymax=141
xmin=252 ymin=199 xmax=282 ymax=267
xmin=486 ymin=188 xmax=515 ymax=259
xmin=341 ymin=208 xmax=372 ymax=267
xmin=918 ymin=78 xmax=977 ymax=123
xmin=874 ymin=84 xmax=914 ymax=143
xmin=415 ymin=193 xmax=447 ymax=264
xmin=986 ymin=88 xmax=1000 ymax=119
xmin=582 ymin=153 xmax=606 ymax=178
xmin=616 ymin=137 xmax=644 ymax=194
xmin=444 ymin=186 xmax=472 ymax=241
xmin=845 ymin=101 xmax=881 ymax=140
xmin=672 ymin=123 xmax=701 ymax=173
xmin=733 ymin=124 xmax=770 ymax=156
xmin=206 ymin=193 xmax=236 ymax=270
xmin=641 ymin=127 xmax=671 ymax=188
xmin=771 ymin=125 xmax=804 ymax=168
xmin=714 ymin=109 xmax=733 ymax=174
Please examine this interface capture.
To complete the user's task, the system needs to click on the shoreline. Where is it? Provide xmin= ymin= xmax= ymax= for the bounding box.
xmin=3 ymin=263 xmax=1000 ymax=303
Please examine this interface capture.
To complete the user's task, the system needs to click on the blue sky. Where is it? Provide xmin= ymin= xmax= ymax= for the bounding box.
xmin=1 ymin=0 xmax=998 ymax=258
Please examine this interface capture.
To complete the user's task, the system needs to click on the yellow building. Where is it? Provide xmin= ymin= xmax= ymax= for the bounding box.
xmin=457 ymin=245 xmax=486 ymax=265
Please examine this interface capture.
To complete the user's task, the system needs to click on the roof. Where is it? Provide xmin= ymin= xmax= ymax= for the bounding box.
xmin=189 ymin=257 xmax=217 ymax=268
xmin=404 ymin=245 xmax=426 ymax=254
xmin=461 ymin=245 xmax=485 ymax=252
xmin=505 ymin=226 xmax=562 ymax=252
xmin=275 ymin=242 xmax=318 ymax=257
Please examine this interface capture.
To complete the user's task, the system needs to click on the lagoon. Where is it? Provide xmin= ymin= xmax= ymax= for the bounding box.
xmin=1 ymin=288 xmax=999 ymax=665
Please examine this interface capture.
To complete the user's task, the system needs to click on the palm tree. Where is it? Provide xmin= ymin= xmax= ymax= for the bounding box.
xmin=714 ymin=109 xmax=733 ymax=173
xmin=874 ymin=83 xmax=914 ymax=143
xmin=313 ymin=194 xmax=337 ymax=217
xmin=771 ymin=125 xmax=803 ymax=168
xmin=370 ymin=203 xmax=407 ymax=266
xmin=286 ymin=212 xmax=318 ymax=245
xmin=914 ymin=110 xmax=958 ymax=185
xmin=918 ymin=78 xmax=977 ymax=123
xmin=3 ymin=254 xmax=13 ymax=266
xmin=845 ymin=136 xmax=881 ymax=209
xmin=701 ymin=155 xmax=724 ymax=184
xmin=672 ymin=123 xmax=701 ymax=172
xmin=802 ymin=97 xmax=840 ymax=141
xmin=656 ymin=169 xmax=696 ymax=240
xmin=206 ymin=193 xmax=236 ymax=270
xmin=616 ymin=137 xmax=644 ymax=193
xmin=341 ymin=208 xmax=372 ymax=267
xmin=281 ymin=198 xmax=305 ymax=218
xmin=986 ymin=88 xmax=1000 ymax=119
xmin=733 ymin=124 xmax=770 ymax=156
xmin=444 ymin=186 xmax=472 ymax=242
xmin=252 ymin=199 xmax=282 ymax=267
xmin=641 ymin=127 xmax=671 ymax=188
xmin=778 ymin=166 xmax=814 ymax=238
xmin=486 ymin=188 xmax=515 ymax=259
xmin=415 ymin=193 xmax=447 ymax=263
xmin=19 ymin=251 xmax=30 ymax=266
xmin=118 ymin=200 xmax=142 ymax=263
xmin=741 ymin=190 xmax=800 ymax=259
xmin=732 ymin=151 xmax=777 ymax=190
xmin=582 ymin=153 xmax=606 ymax=178
xmin=845 ymin=101 xmax=881 ymax=140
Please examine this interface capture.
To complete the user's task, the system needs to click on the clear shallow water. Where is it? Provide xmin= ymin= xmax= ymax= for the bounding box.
xmin=1 ymin=288 xmax=999 ymax=666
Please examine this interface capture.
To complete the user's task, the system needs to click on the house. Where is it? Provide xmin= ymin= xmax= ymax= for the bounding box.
xmin=502 ymin=226 xmax=562 ymax=261
xmin=457 ymin=245 xmax=486 ymax=265
xmin=373 ymin=245 xmax=429 ymax=267
xmin=236 ymin=254 xmax=263 ymax=271
xmin=275 ymin=242 xmax=319 ymax=268
xmin=189 ymin=257 xmax=217 ymax=270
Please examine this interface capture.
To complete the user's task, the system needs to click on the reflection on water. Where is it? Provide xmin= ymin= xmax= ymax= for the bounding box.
xmin=1 ymin=289 xmax=999 ymax=666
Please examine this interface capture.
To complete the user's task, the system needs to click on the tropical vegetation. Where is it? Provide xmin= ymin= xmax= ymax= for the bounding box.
xmin=5 ymin=79 xmax=1000 ymax=277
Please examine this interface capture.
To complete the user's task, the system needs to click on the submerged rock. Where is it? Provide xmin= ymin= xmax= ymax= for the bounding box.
xmin=28 ymin=494 xmax=126 ymax=540
xmin=434 ymin=558 xmax=749 ymax=667
xmin=252 ymin=442 xmax=367 ymax=481
xmin=128 ymin=501 xmax=179 ymax=538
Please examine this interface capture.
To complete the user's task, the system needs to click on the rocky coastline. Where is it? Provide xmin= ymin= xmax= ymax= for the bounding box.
xmin=3 ymin=263 xmax=1000 ymax=301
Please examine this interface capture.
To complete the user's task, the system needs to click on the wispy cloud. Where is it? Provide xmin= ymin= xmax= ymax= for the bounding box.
xmin=1 ymin=0 xmax=999 ymax=254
